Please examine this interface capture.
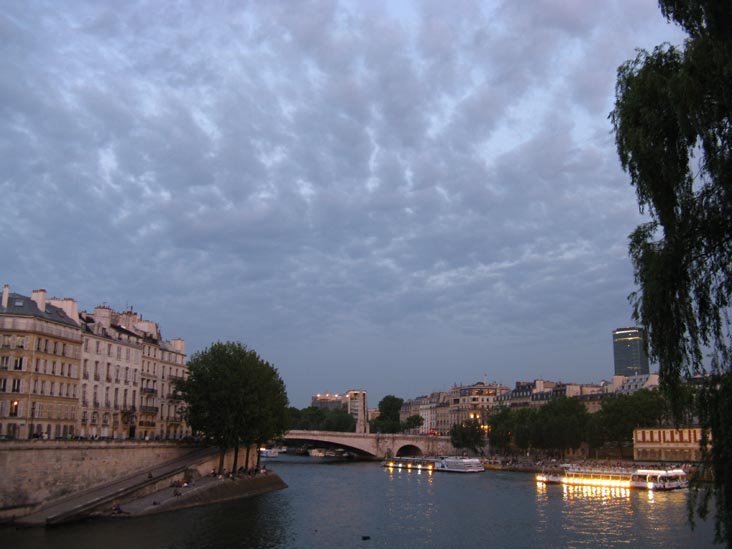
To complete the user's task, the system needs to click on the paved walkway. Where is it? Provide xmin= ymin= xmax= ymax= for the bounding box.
xmin=16 ymin=446 xmax=218 ymax=527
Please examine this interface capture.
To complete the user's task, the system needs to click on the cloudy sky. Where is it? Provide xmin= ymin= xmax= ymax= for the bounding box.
xmin=1 ymin=1 xmax=686 ymax=407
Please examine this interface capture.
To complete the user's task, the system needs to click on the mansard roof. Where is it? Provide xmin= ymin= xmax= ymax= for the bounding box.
xmin=0 ymin=292 xmax=79 ymax=328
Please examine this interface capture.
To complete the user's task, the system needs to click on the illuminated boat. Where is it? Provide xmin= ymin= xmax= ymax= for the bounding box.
xmin=435 ymin=456 xmax=484 ymax=473
xmin=536 ymin=465 xmax=688 ymax=491
xmin=259 ymin=447 xmax=279 ymax=458
xmin=382 ymin=457 xmax=435 ymax=472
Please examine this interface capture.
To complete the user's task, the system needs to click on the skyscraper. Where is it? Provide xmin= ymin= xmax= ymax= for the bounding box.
xmin=612 ymin=327 xmax=650 ymax=377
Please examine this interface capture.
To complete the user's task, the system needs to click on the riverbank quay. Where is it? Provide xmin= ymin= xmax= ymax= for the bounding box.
xmin=101 ymin=471 xmax=287 ymax=519
xmin=0 ymin=439 xmax=210 ymax=521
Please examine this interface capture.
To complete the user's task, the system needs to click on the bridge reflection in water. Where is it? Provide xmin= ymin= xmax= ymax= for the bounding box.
xmin=282 ymin=430 xmax=454 ymax=458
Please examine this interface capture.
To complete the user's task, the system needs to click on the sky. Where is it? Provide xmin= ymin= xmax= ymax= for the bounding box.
xmin=1 ymin=1 xmax=687 ymax=408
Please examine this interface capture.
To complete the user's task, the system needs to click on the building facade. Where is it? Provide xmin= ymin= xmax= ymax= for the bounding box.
xmin=0 ymin=285 xmax=188 ymax=440
xmin=612 ymin=327 xmax=650 ymax=377
xmin=0 ymin=287 xmax=82 ymax=440
xmin=633 ymin=427 xmax=703 ymax=462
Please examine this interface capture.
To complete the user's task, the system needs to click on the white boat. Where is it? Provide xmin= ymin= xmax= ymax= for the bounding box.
xmin=259 ymin=447 xmax=279 ymax=458
xmin=435 ymin=457 xmax=484 ymax=473
xmin=308 ymin=448 xmax=326 ymax=457
xmin=536 ymin=465 xmax=688 ymax=491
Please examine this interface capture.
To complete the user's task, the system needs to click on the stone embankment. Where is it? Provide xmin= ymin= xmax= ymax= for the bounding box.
xmin=106 ymin=472 xmax=287 ymax=518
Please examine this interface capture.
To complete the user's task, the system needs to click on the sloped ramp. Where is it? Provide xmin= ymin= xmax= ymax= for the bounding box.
xmin=15 ymin=446 xmax=218 ymax=527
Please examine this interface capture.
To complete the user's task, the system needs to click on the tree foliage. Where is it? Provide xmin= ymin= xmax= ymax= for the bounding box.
xmin=488 ymin=398 xmax=589 ymax=455
xmin=288 ymin=406 xmax=357 ymax=432
xmin=401 ymin=414 xmax=425 ymax=432
xmin=450 ymin=419 xmax=486 ymax=455
xmin=610 ymin=1 xmax=731 ymax=542
xmin=174 ymin=341 xmax=288 ymax=472
xmin=587 ymin=389 xmax=667 ymax=449
xmin=370 ymin=395 xmax=404 ymax=434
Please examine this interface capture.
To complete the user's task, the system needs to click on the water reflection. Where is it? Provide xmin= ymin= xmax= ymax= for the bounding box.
xmin=2 ymin=462 xmax=716 ymax=548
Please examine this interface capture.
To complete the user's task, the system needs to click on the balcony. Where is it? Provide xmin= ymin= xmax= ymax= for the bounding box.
xmin=139 ymin=420 xmax=156 ymax=427
xmin=141 ymin=388 xmax=157 ymax=395
xmin=93 ymin=401 xmax=100 ymax=409
xmin=140 ymin=406 xmax=159 ymax=414
xmin=167 ymin=393 xmax=183 ymax=401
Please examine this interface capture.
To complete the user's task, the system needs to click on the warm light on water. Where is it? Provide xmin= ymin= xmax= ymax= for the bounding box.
xmin=1 ymin=457 xmax=717 ymax=548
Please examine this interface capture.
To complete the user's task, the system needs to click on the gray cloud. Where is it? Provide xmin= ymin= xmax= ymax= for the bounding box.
xmin=0 ymin=0 xmax=686 ymax=406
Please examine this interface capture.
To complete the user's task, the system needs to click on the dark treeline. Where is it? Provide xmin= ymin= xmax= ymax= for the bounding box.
xmin=488 ymin=389 xmax=689 ymax=456
xmin=287 ymin=406 xmax=357 ymax=432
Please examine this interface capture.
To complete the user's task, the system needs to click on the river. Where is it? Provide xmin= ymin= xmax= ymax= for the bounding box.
xmin=4 ymin=456 xmax=718 ymax=548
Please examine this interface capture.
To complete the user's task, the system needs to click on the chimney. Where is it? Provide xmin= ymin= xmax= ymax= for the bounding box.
xmin=1 ymin=284 xmax=8 ymax=309
xmin=31 ymin=289 xmax=47 ymax=312
xmin=48 ymin=297 xmax=80 ymax=326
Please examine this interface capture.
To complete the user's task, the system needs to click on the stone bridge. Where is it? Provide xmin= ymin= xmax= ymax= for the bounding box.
xmin=283 ymin=430 xmax=454 ymax=458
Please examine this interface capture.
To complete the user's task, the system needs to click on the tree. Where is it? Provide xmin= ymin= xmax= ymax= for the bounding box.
xmin=533 ymin=398 xmax=589 ymax=456
xmin=611 ymin=2 xmax=732 ymax=542
xmin=174 ymin=341 xmax=289 ymax=474
xmin=370 ymin=395 xmax=404 ymax=434
xmin=450 ymin=419 xmax=486 ymax=455
xmin=401 ymin=414 xmax=424 ymax=433
xmin=589 ymin=390 xmax=666 ymax=449
xmin=488 ymin=407 xmax=513 ymax=454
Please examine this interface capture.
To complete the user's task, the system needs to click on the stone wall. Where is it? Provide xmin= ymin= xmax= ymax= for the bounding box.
xmin=0 ymin=441 xmax=198 ymax=512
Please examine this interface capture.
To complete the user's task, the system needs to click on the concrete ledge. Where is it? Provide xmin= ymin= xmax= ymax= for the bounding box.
xmin=106 ymin=473 xmax=287 ymax=517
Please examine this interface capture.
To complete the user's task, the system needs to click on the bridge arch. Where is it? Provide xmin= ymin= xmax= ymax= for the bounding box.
xmin=394 ymin=444 xmax=422 ymax=457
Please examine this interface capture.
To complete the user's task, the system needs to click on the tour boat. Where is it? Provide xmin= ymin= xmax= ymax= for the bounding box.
xmin=383 ymin=457 xmax=435 ymax=472
xmin=536 ymin=465 xmax=688 ymax=491
xmin=308 ymin=448 xmax=326 ymax=457
xmin=259 ymin=447 xmax=279 ymax=458
xmin=435 ymin=456 xmax=484 ymax=473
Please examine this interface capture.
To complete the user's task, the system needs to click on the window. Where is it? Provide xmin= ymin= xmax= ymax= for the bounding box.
xmin=17 ymin=336 xmax=25 ymax=349
xmin=12 ymin=379 xmax=21 ymax=392
xmin=10 ymin=400 xmax=19 ymax=417
xmin=0 ymin=378 xmax=6 ymax=392
xmin=0 ymin=356 xmax=9 ymax=370
xmin=14 ymin=357 xmax=23 ymax=370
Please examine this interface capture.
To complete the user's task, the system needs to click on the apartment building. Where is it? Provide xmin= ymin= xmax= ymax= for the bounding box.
xmin=0 ymin=285 xmax=188 ymax=440
xmin=0 ymin=287 xmax=82 ymax=440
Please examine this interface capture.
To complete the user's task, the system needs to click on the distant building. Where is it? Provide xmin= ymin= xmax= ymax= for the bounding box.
xmin=310 ymin=393 xmax=344 ymax=411
xmin=612 ymin=327 xmax=649 ymax=377
xmin=633 ymin=427 xmax=704 ymax=462
xmin=310 ymin=389 xmax=369 ymax=434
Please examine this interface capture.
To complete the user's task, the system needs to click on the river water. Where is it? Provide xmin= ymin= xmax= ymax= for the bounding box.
xmin=5 ymin=456 xmax=718 ymax=548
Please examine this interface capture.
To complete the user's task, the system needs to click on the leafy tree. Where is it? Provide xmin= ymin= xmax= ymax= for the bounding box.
xmin=288 ymin=406 xmax=357 ymax=432
xmin=512 ymin=407 xmax=538 ymax=451
xmin=401 ymin=414 xmax=424 ymax=433
xmin=533 ymin=398 xmax=589 ymax=455
xmin=611 ymin=2 xmax=731 ymax=541
xmin=370 ymin=395 xmax=404 ymax=434
xmin=321 ymin=409 xmax=357 ymax=432
xmin=589 ymin=391 xmax=663 ymax=450
xmin=450 ymin=419 xmax=486 ymax=455
xmin=488 ymin=407 xmax=513 ymax=454
xmin=174 ymin=341 xmax=288 ymax=473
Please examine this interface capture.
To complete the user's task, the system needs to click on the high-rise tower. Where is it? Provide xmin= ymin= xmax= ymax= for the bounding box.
xmin=612 ymin=327 xmax=650 ymax=376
